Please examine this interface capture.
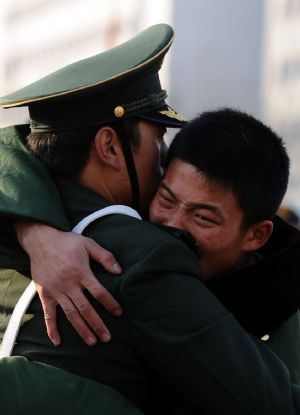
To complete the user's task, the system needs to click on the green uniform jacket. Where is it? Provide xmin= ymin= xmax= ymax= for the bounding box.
xmin=0 ymin=125 xmax=300 ymax=414
xmin=0 ymin=356 xmax=143 ymax=415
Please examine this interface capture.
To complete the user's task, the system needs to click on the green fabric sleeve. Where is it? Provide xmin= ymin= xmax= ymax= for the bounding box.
xmin=0 ymin=124 xmax=69 ymax=230
xmin=0 ymin=356 xmax=143 ymax=415
xmin=266 ymin=311 xmax=300 ymax=385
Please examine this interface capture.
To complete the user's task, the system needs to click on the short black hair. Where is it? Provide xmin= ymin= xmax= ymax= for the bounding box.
xmin=167 ymin=108 xmax=290 ymax=229
xmin=26 ymin=118 xmax=140 ymax=181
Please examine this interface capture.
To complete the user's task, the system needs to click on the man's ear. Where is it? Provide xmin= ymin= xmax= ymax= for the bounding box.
xmin=243 ymin=220 xmax=274 ymax=252
xmin=94 ymin=126 xmax=123 ymax=170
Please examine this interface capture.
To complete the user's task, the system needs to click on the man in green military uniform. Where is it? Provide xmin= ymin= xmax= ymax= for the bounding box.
xmin=1 ymin=24 xmax=300 ymax=414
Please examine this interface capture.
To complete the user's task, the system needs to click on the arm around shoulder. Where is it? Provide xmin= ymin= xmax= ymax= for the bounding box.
xmin=0 ymin=124 xmax=68 ymax=229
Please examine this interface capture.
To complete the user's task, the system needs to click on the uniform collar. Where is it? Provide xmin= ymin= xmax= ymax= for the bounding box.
xmin=58 ymin=183 xmax=112 ymax=230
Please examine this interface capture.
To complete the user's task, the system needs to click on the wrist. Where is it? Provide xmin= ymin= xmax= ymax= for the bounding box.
xmin=13 ymin=221 xmax=46 ymax=253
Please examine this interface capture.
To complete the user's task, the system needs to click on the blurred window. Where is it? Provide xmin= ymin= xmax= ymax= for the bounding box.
xmin=286 ymin=0 xmax=300 ymax=17
xmin=281 ymin=58 xmax=300 ymax=81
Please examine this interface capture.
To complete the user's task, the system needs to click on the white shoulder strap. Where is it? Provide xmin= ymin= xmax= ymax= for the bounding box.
xmin=0 ymin=204 xmax=141 ymax=358
xmin=72 ymin=205 xmax=141 ymax=234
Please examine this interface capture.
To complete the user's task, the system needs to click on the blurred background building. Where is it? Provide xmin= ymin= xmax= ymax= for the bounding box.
xmin=0 ymin=0 xmax=300 ymax=214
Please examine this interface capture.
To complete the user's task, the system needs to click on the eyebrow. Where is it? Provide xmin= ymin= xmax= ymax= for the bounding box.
xmin=160 ymin=182 xmax=177 ymax=199
xmin=160 ymin=181 xmax=225 ymax=220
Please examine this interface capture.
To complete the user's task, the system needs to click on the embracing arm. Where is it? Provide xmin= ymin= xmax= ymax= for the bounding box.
xmin=0 ymin=124 xmax=68 ymax=228
xmin=0 ymin=125 xmax=122 ymax=345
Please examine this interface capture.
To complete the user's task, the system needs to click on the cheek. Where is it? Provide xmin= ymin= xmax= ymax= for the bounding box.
xmin=149 ymin=199 xmax=165 ymax=223
xmin=143 ymin=145 xmax=162 ymax=180
xmin=148 ymin=140 xmax=164 ymax=170
xmin=192 ymin=229 xmax=219 ymax=255
xmin=147 ymin=154 xmax=164 ymax=192
xmin=135 ymin=153 xmax=161 ymax=200
xmin=199 ymin=234 xmax=238 ymax=263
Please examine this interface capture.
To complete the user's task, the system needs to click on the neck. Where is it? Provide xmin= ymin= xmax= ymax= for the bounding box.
xmin=79 ymin=162 xmax=132 ymax=207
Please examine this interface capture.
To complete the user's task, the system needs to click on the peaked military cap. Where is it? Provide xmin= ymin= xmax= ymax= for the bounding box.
xmin=0 ymin=24 xmax=186 ymax=132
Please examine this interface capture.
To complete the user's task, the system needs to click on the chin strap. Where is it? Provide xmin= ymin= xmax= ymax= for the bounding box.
xmin=118 ymin=132 xmax=140 ymax=212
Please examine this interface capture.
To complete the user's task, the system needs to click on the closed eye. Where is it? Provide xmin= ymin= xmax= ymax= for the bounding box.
xmin=194 ymin=212 xmax=219 ymax=227
xmin=158 ymin=193 xmax=174 ymax=208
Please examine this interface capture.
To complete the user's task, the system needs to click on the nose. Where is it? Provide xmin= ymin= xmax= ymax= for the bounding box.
xmin=163 ymin=211 xmax=184 ymax=229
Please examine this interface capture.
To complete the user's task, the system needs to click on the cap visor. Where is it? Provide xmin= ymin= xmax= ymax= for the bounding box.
xmin=139 ymin=106 xmax=187 ymax=128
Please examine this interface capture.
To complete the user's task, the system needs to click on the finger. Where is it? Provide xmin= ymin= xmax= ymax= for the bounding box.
xmin=58 ymin=295 xmax=105 ymax=345
xmin=37 ymin=292 xmax=61 ymax=346
xmin=85 ymin=239 xmax=122 ymax=274
xmin=82 ymin=272 xmax=123 ymax=316
xmin=69 ymin=289 xmax=112 ymax=343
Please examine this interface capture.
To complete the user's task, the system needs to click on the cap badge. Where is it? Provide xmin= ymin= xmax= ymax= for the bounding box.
xmin=159 ymin=108 xmax=186 ymax=122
